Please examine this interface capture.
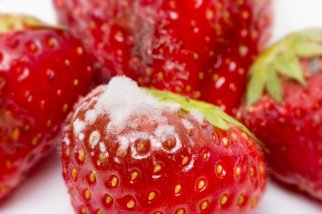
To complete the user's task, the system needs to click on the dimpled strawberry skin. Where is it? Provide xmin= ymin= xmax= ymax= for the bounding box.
xmin=61 ymin=85 xmax=267 ymax=214
xmin=0 ymin=20 xmax=94 ymax=199
xmin=53 ymin=0 xmax=272 ymax=115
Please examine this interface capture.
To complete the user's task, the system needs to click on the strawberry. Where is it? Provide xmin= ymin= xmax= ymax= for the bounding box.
xmin=239 ymin=29 xmax=322 ymax=200
xmin=53 ymin=0 xmax=272 ymax=115
xmin=61 ymin=76 xmax=266 ymax=214
xmin=0 ymin=14 xmax=95 ymax=200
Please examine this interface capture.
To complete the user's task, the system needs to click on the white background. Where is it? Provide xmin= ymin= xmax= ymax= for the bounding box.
xmin=0 ymin=0 xmax=322 ymax=213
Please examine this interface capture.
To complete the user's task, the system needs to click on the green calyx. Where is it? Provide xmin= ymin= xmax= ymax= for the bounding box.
xmin=0 ymin=14 xmax=44 ymax=33
xmin=246 ymin=29 xmax=322 ymax=108
xmin=146 ymin=89 xmax=257 ymax=141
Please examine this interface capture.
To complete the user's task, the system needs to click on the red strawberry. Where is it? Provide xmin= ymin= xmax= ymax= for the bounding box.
xmin=53 ymin=0 xmax=272 ymax=115
xmin=0 ymin=14 xmax=95 ymax=200
xmin=61 ymin=76 xmax=267 ymax=214
xmin=239 ymin=29 xmax=322 ymax=200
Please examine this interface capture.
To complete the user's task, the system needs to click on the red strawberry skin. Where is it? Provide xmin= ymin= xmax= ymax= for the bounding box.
xmin=61 ymin=80 xmax=267 ymax=213
xmin=53 ymin=0 xmax=272 ymax=115
xmin=0 ymin=15 xmax=94 ymax=200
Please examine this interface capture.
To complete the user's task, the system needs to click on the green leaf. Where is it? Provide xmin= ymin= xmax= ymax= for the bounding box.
xmin=274 ymin=51 xmax=306 ymax=85
xmin=146 ymin=89 xmax=255 ymax=139
xmin=0 ymin=14 xmax=43 ymax=33
xmin=246 ymin=64 xmax=267 ymax=108
xmin=292 ymin=41 xmax=322 ymax=57
xmin=302 ymin=29 xmax=322 ymax=42
xmin=266 ymin=65 xmax=282 ymax=103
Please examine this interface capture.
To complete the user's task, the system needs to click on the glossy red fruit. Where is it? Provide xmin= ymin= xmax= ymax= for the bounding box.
xmin=62 ymin=77 xmax=267 ymax=214
xmin=0 ymin=14 xmax=95 ymax=200
xmin=239 ymin=29 xmax=322 ymax=200
xmin=53 ymin=0 xmax=273 ymax=115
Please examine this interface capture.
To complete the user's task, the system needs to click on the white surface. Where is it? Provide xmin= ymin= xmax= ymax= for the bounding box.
xmin=0 ymin=0 xmax=322 ymax=213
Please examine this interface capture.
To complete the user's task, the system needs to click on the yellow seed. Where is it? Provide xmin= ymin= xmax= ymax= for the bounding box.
xmin=174 ymin=184 xmax=182 ymax=194
xmin=202 ymin=152 xmax=208 ymax=160
xmin=169 ymin=1 xmax=176 ymax=9
xmin=249 ymin=167 xmax=255 ymax=177
xmin=220 ymin=195 xmax=228 ymax=205
xmin=138 ymin=142 xmax=145 ymax=152
xmin=216 ymin=164 xmax=223 ymax=175
xmin=200 ymin=200 xmax=208 ymax=210
xmin=105 ymin=195 xmax=112 ymax=205
xmin=99 ymin=154 xmax=106 ymax=164
xmin=89 ymin=172 xmax=96 ymax=183
xmin=176 ymin=208 xmax=185 ymax=214
xmin=259 ymin=164 xmax=265 ymax=174
xmin=237 ymin=195 xmax=244 ymax=205
xmin=77 ymin=47 xmax=83 ymax=55
xmin=193 ymin=53 xmax=199 ymax=60
xmin=84 ymin=189 xmax=91 ymax=200
xmin=0 ymin=185 xmax=7 ymax=193
xmin=182 ymin=156 xmax=189 ymax=165
xmin=96 ymin=210 xmax=103 ymax=214
xmin=222 ymin=138 xmax=229 ymax=147
xmin=71 ymin=168 xmax=78 ymax=179
xmin=197 ymin=179 xmax=206 ymax=190
xmin=198 ymin=72 xmax=204 ymax=80
xmin=242 ymin=132 xmax=248 ymax=140
xmin=63 ymin=167 xmax=67 ymax=175
xmin=78 ymin=150 xmax=85 ymax=162
xmin=65 ymin=147 xmax=70 ymax=156
xmin=31 ymin=137 xmax=38 ymax=146
xmin=235 ymin=167 xmax=241 ymax=176
xmin=206 ymin=9 xmax=214 ymax=20
xmin=63 ymin=104 xmax=68 ymax=112
xmin=153 ymin=164 xmax=162 ymax=173
xmin=46 ymin=120 xmax=52 ymax=127
xmin=131 ymin=171 xmax=139 ymax=181
xmin=5 ymin=160 xmax=12 ymax=169
xmin=250 ymin=198 xmax=257 ymax=207
xmin=110 ymin=176 xmax=118 ymax=187
xmin=74 ymin=79 xmax=79 ymax=86
xmin=148 ymin=191 xmax=156 ymax=201
xmin=157 ymin=72 xmax=164 ymax=80
xmin=127 ymin=199 xmax=135 ymax=209
xmin=118 ymin=149 xmax=126 ymax=158
xmin=81 ymin=206 xmax=87 ymax=214
xmin=231 ymin=133 xmax=238 ymax=141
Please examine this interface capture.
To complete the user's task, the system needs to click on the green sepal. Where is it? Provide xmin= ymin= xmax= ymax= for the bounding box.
xmin=246 ymin=29 xmax=322 ymax=107
xmin=146 ymin=89 xmax=258 ymax=142
xmin=0 ymin=14 xmax=44 ymax=33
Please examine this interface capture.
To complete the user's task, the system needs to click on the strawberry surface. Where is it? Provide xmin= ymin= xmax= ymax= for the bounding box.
xmin=53 ymin=0 xmax=272 ymax=115
xmin=62 ymin=77 xmax=266 ymax=213
xmin=0 ymin=14 xmax=95 ymax=200
xmin=240 ymin=29 xmax=322 ymax=200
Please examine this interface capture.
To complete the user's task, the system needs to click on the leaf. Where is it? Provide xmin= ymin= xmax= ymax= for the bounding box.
xmin=302 ymin=29 xmax=322 ymax=42
xmin=274 ymin=51 xmax=306 ymax=85
xmin=292 ymin=41 xmax=322 ymax=57
xmin=246 ymin=64 xmax=267 ymax=108
xmin=146 ymin=89 xmax=255 ymax=138
xmin=266 ymin=65 xmax=282 ymax=103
